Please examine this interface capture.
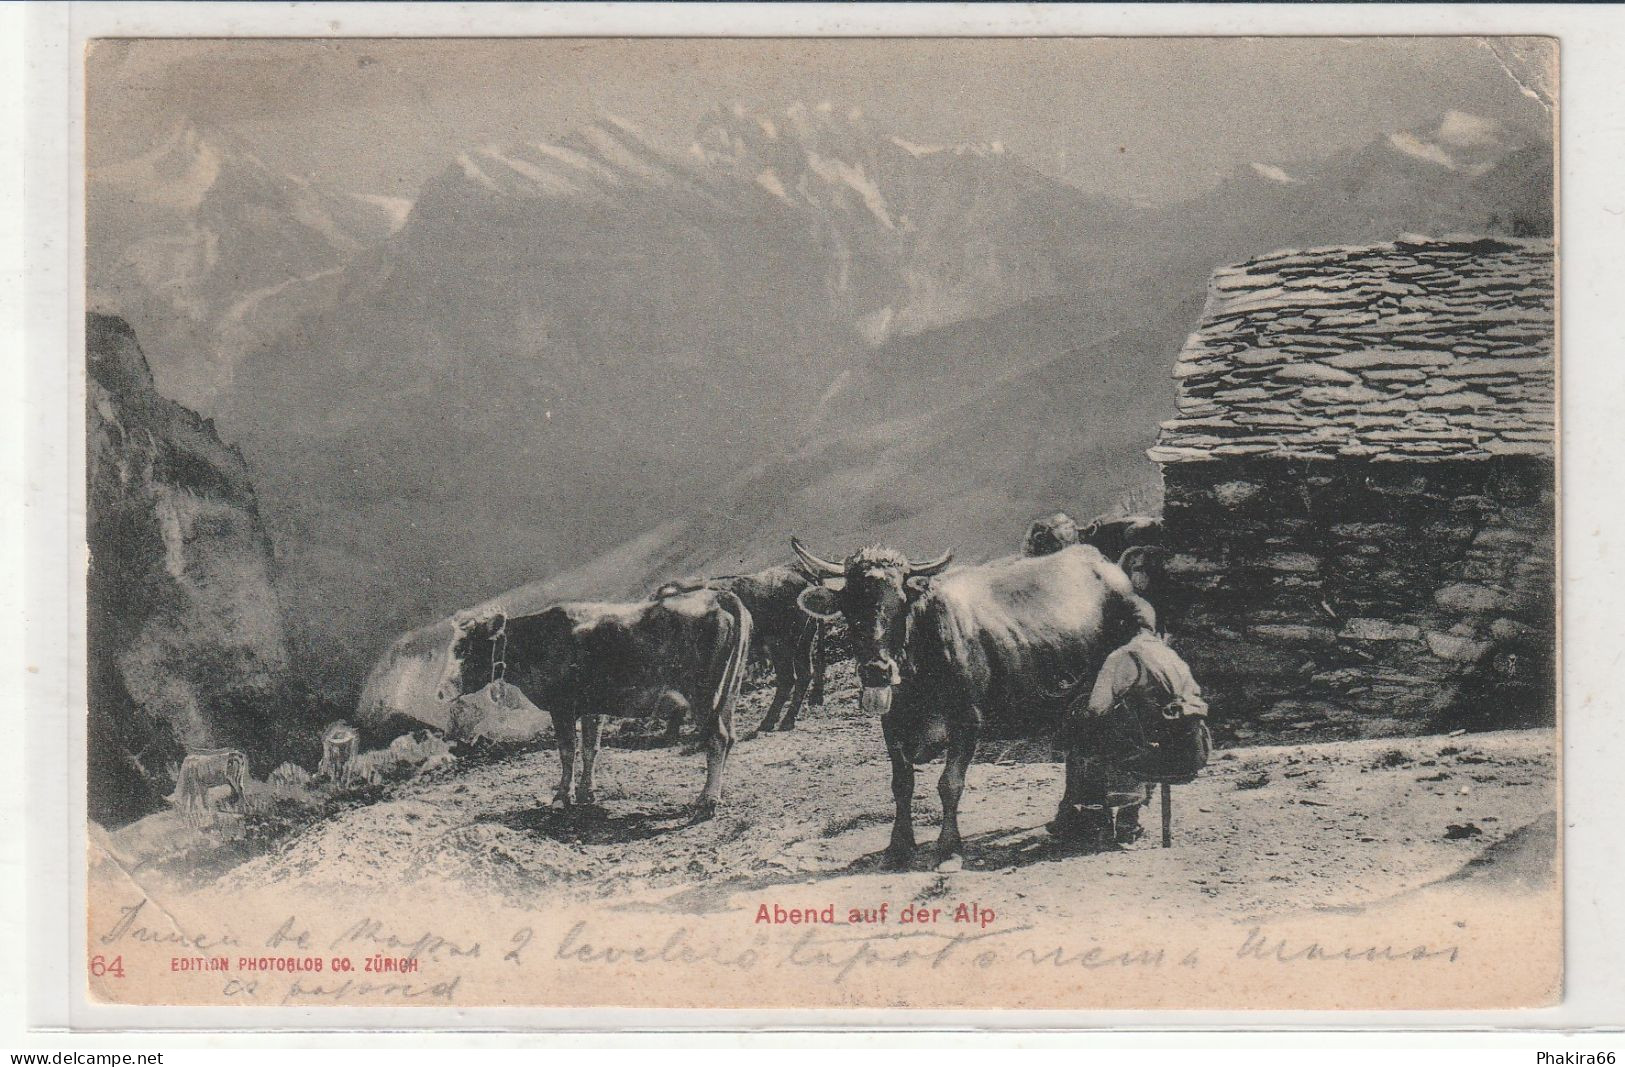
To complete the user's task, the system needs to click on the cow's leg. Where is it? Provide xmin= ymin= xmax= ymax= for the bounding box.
xmin=551 ymin=711 xmax=578 ymax=809
xmin=778 ymin=627 xmax=817 ymax=731
xmin=693 ymin=716 xmax=734 ymax=820
xmin=935 ymin=714 xmax=982 ymax=865
xmin=755 ymin=645 xmax=793 ymax=733
xmin=661 ymin=691 xmax=687 ymax=743
xmin=881 ymin=714 xmax=916 ymax=868
xmin=779 ymin=676 xmax=812 ymax=732
xmin=576 ymin=715 xmax=602 ymax=806
xmin=753 ymin=686 xmax=787 ymax=734
xmin=809 ymin=623 xmax=827 ymax=706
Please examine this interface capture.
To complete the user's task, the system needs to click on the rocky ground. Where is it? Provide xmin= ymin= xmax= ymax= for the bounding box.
xmin=103 ymin=661 xmax=1557 ymax=931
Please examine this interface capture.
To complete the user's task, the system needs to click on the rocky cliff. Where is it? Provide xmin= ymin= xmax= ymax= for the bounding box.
xmin=87 ymin=313 xmax=292 ymax=826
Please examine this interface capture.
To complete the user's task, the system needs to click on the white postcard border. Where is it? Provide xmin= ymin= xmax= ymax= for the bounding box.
xmin=18 ymin=0 xmax=1625 ymax=1036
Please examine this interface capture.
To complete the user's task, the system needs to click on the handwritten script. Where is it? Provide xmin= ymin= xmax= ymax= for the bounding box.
xmin=93 ymin=897 xmax=1465 ymax=1004
xmin=550 ymin=920 xmax=1460 ymax=985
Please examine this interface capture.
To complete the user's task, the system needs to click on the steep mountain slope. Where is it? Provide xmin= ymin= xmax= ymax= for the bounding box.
xmin=645 ymin=283 xmax=1203 ymax=578
xmin=690 ymin=102 xmax=1143 ymax=340
xmin=1156 ymin=110 xmax=1553 ymax=271
xmin=554 ymin=110 xmax=1554 ymax=596
xmin=87 ymin=313 xmax=292 ymax=826
xmin=88 ymin=107 xmax=1551 ymax=698
xmin=216 ymin=107 xmax=1136 ymax=691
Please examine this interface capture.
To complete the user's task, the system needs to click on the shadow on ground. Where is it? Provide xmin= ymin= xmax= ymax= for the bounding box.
xmin=492 ymin=802 xmax=697 ymax=845
xmin=619 ymin=819 xmax=1127 ymax=915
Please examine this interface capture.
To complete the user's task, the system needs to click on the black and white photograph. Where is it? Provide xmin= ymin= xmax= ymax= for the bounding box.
xmin=75 ymin=33 xmax=1559 ymax=1011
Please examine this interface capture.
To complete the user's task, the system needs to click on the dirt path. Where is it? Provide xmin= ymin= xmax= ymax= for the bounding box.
xmin=89 ymin=672 xmax=1558 ymax=1010
xmin=209 ymin=674 xmax=1555 ymax=931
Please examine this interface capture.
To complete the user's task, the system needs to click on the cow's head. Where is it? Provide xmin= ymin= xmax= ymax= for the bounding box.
xmin=1023 ymin=512 xmax=1080 ymax=557
xmin=1116 ymin=545 xmax=1170 ymax=599
xmin=438 ymin=610 xmax=507 ymax=702
xmin=791 ymin=537 xmax=952 ymax=714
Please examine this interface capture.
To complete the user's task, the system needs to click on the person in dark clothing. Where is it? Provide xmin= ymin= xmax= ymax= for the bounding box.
xmin=1049 ymin=628 xmax=1211 ymax=847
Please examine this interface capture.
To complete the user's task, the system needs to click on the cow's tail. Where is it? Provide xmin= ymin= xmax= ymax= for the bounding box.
xmin=807 ymin=621 xmax=828 ymax=706
xmin=708 ymin=591 xmax=753 ymax=743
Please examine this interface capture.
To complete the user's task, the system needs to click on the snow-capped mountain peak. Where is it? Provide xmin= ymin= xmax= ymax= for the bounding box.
xmin=92 ymin=120 xmax=225 ymax=211
xmin=891 ymin=136 xmax=1007 ymax=160
xmin=437 ymin=116 xmax=706 ymax=205
xmin=1248 ymin=162 xmax=1296 ymax=184
xmin=349 ymin=194 xmax=413 ymax=233
xmin=1436 ymin=109 xmax=1508 ymax=150
xmin=1387 ymin=131 xmax=1459 ymax=169
xmin=1383 ymin=110 xmax=1530 ymax=176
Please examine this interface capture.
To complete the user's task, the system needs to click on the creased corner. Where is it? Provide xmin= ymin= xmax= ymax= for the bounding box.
xmin=1479 ymin=38 xmax=1557 ymax=116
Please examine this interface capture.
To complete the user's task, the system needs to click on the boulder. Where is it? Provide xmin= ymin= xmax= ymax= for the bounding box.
xmin=1426 ymin=631 xmax=1491 ymax=663
xmin=1247 ymin=623 xmax=1339 ymax=646
xmin=1212 ymin=480 xmax=1265 ymax=508
xmin=1339 ymin=618 xmax=1422 ymax=643
xmin=1434 ymin=582 xmax=1505 ymax=615
xmin=1261 ymin=552 xmax=1320 ymax=573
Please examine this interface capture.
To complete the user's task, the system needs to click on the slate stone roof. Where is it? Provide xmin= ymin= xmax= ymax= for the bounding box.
xmin=1148 ymin=237 xmax=1554 ymax=464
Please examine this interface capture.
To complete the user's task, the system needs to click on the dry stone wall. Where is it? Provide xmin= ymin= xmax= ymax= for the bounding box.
xmin=1158 ymin=456 xmax=1554 ymax=743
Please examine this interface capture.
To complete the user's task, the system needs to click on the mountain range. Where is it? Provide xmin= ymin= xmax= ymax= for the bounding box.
xmin=88 ymin=121 xmax=407 ymax=406
xmin=87 ymin=106 xmax=1554 ymax=694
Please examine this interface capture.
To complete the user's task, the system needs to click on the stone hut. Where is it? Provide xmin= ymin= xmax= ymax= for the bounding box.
xmin=1147 ymin=237 xmax=1555 ymax=742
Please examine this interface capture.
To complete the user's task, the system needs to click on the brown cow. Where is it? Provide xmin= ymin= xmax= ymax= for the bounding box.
xmin=793 ymin=539 xmax=1155 ymax=868
xmin=1022 ymin=512 xmax=1081 ymax=557
xmin=438 ymin=591 xmax=751 ymax=818
xmin=653 ymin=564 xmax=827 ymax=734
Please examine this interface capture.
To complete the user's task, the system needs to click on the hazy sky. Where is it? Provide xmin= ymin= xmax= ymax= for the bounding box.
xmin=87 ymin=36 xmax=1554 ymax=203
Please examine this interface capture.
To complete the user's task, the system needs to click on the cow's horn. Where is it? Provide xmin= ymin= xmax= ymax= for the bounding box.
xmin=907 ymin=550 xmax=954 ymax=578
xmin=796 ymin=584 xmax=844 ymax=622
xmin=791 ymin=537 xmax=844 ymax=578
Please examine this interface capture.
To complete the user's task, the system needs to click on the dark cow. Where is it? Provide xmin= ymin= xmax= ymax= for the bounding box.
xmin=1022 ymin=512 xmax=1080 ymax=557
xmin=1023 ymin=511 xmax=1164 ymax=561
xmin=652 ymin=565 xmax=827 ymax=735
xmin=437 ymin=591 xmax=752 ymax=818
xmin=792 ymin=538 xmax=1154 ymax=868
xmin=1114 ymin=544 xmax=1171 ymax=605
xmin=1079 ymin=513 xmax=1164 ymax=562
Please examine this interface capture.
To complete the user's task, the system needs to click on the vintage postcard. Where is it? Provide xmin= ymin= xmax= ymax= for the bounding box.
xmin=80 ymin=36 xmax=1558 ymax=1013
